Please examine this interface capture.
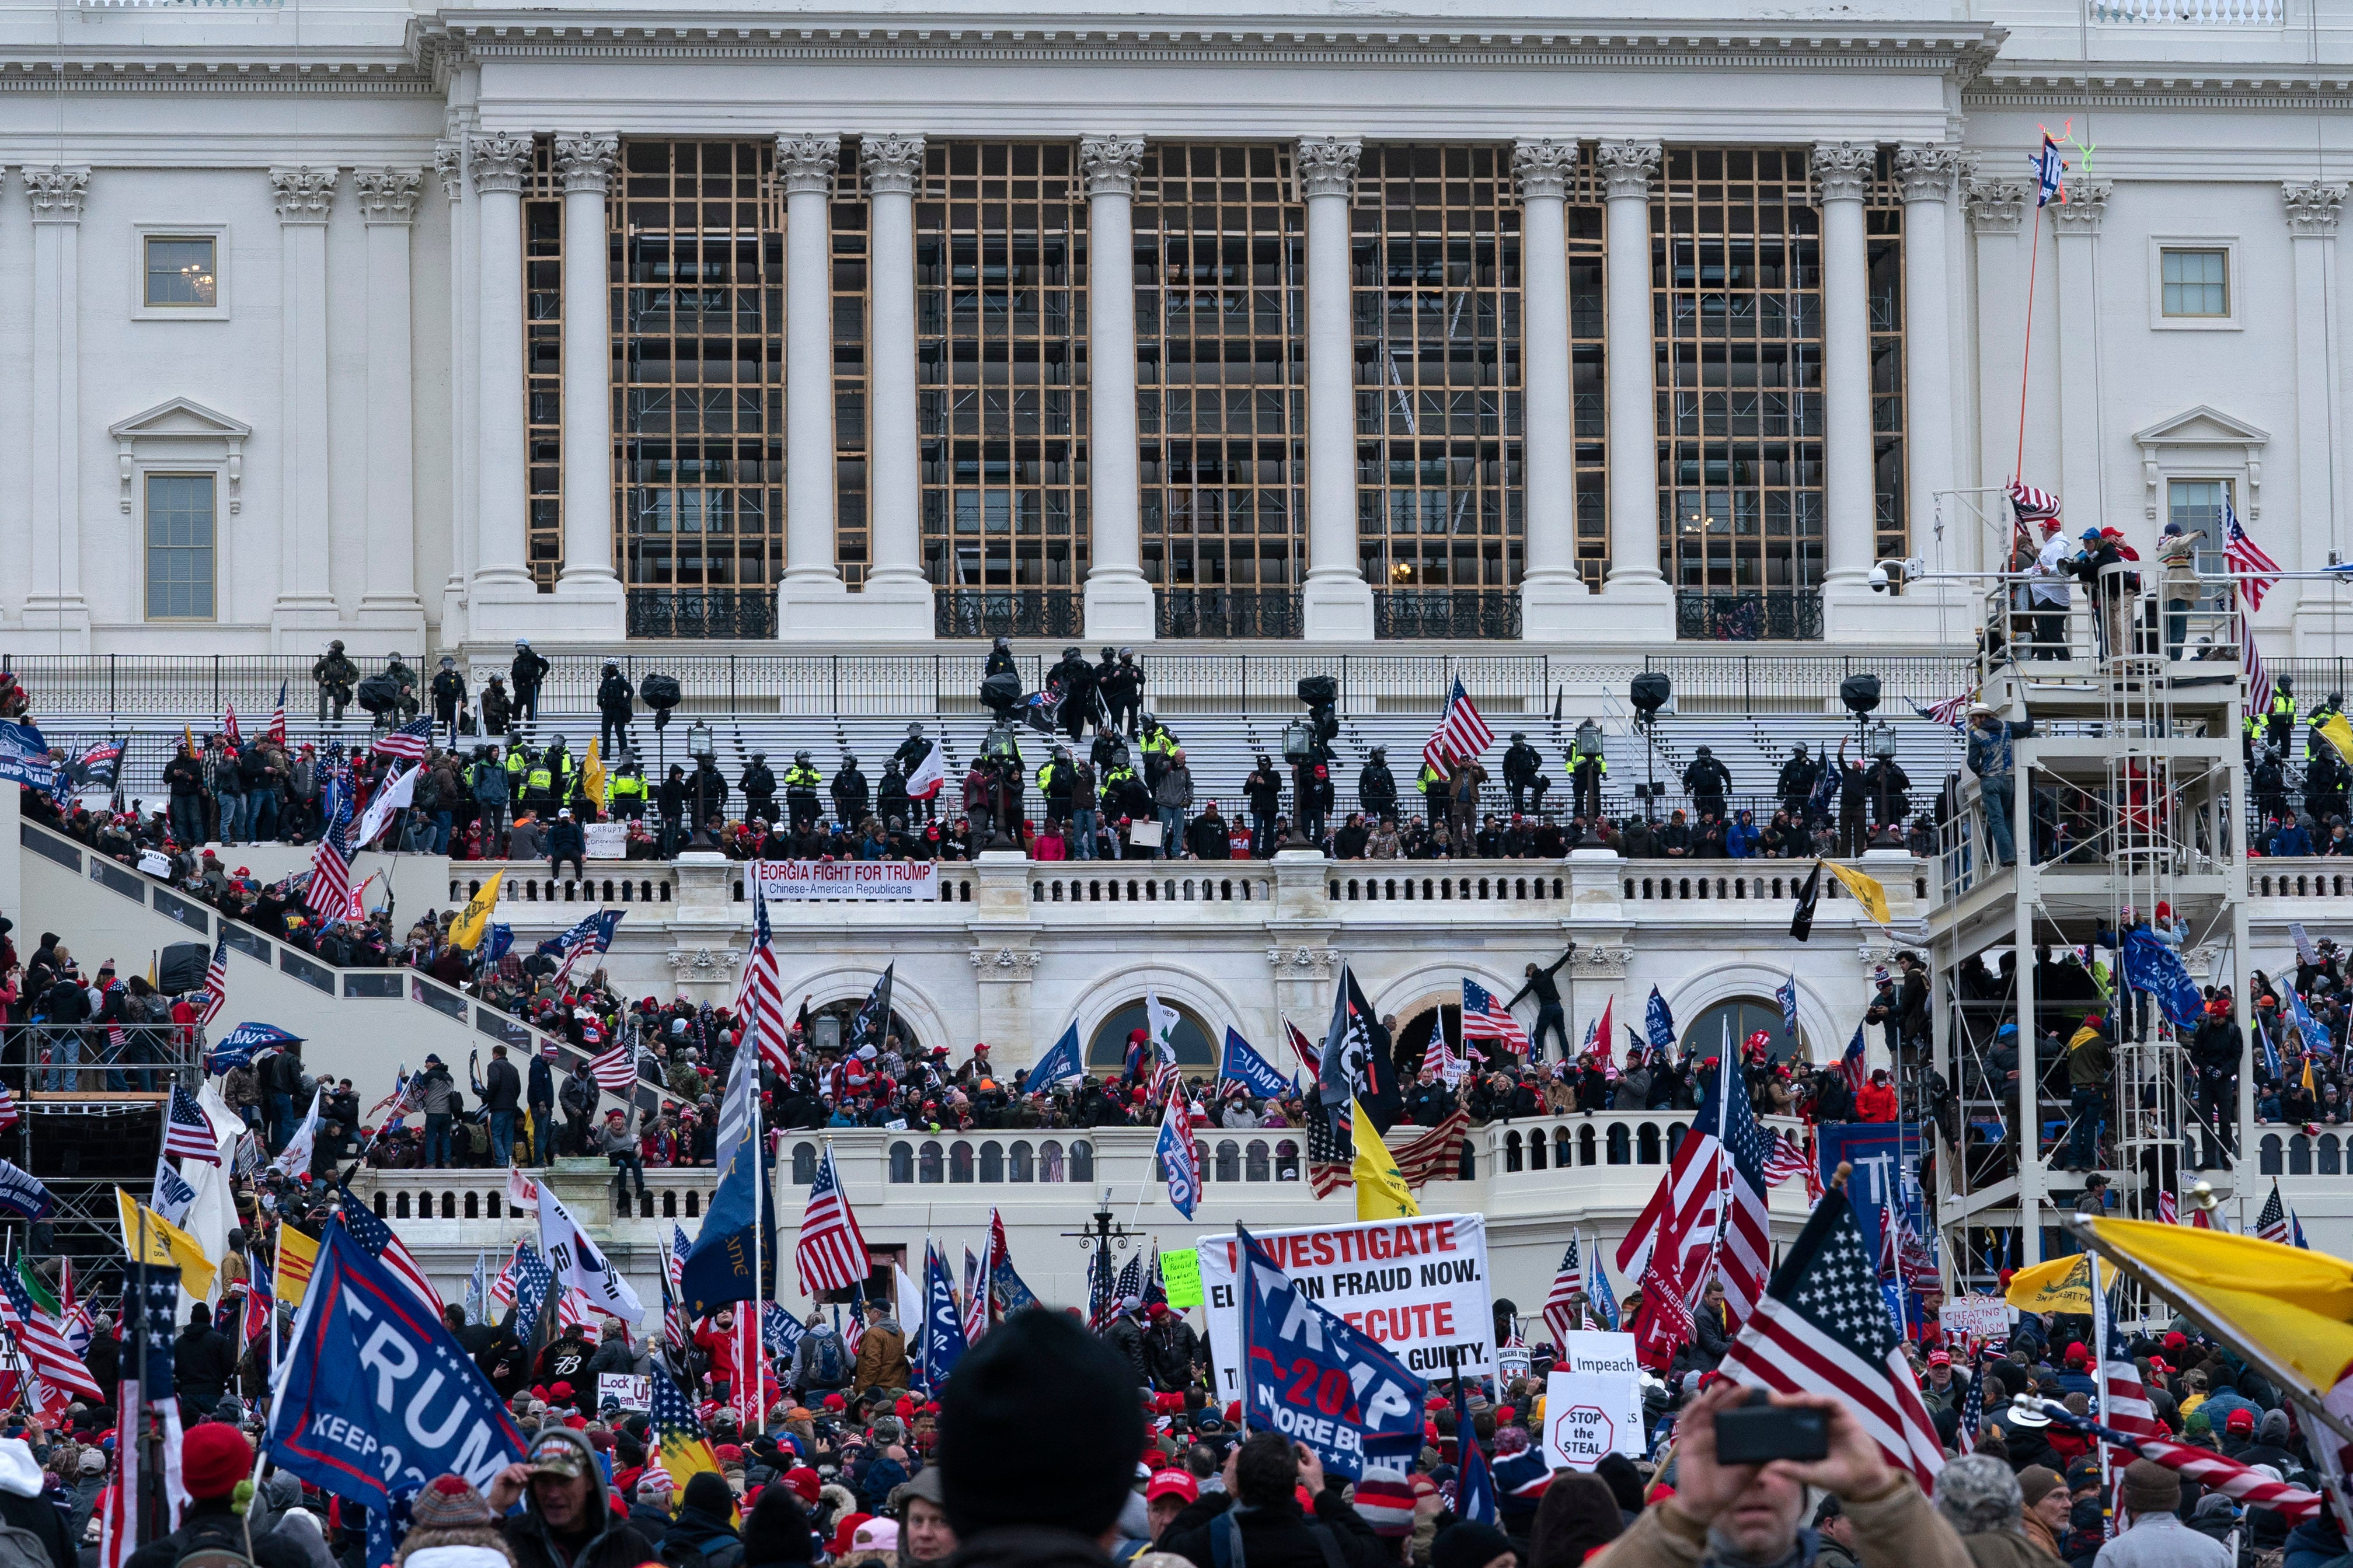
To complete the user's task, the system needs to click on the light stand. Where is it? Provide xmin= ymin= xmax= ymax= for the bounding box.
xmin=1629 ymin=674 xmax=1671 ymax=820
xmin=688 ymin=719 xmax=716 ymax=847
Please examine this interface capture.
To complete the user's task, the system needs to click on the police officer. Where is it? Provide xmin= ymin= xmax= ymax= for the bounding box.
xmin=380 ymin=652 xmax=420 ymax=727
xmin=1100 ymin=748 xmax=1146 ymax=827
xmin=596 ymin=662 xmax=635 ymax=756
xmin=689 ymin=752 xmax=730 ymax=839
xmin=522 ymin=748 xmax=556 ymax=816
xmin=1359 ymin=746 xmax=1397 ymax=823
xmin=741 ymin=752 xmax=778 ymax=826
xmin=783 ymin=750 xmax=824 ymax=833
xmin=544 ymin=737 xmax=577 ymax=813
xmin=1777 ymin=743 xmax=1820 ymax=820
xmin=504 ymin=740 xmax=529 ymax=805
xmin=1049 ymin=645 xmax=1096 ymax=741
xmin=312 ymin=640 xmax=358 ymax=724
xmin=1501 ymin=732 xmax=1547 ymax=816
xmin=2251 ymin=745 xmax=2288 ymax=823
xmin=894 ymin=724 xmax=937 ymax=822
xmin=2268 ymin=674 xmax=2300 ymax=753
xmin=833 ymin=753 xmax=871 ymax=826
xmin=1037 ymin=746 xmax=1075 ymax=825
xmin=1682 ymin=744 xmax=1732 ymax=824
xmin=511 ymin=638 xmax=550 ymax=727
xmin=1418 ymin=755 xmax=1449 ymax=827
xmin=1102 ymin=647 xmax=1144 ymax=736
xmin=1139 ymin=715 xmax=1178 ymax=789
xmin=430 ymin=656 xmax=469 ymax=748
xmin=1570 ymin=735 xmax=1608 ymax=820
xmin=1243 ymin=754 xmax=1284 ymax=858
xmin=608 ymin=756 xmax=649 ymax=822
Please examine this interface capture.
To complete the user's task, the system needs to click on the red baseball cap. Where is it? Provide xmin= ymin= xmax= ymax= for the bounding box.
xmin=1927 ymin=1350 xmax=1951 ymax=1367
xmin=1146 ymin=1471 xmax=1199 ymax=1505
xmin=2226 ymin=1409 xmax=2256 ymax=1434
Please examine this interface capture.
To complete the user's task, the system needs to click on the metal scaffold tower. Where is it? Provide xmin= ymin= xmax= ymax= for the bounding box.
xmin=1929 ymin=565 xmax=2250 ymax=1315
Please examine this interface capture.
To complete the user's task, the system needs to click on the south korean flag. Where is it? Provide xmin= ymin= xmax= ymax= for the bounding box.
xmin=536 ymin=1182 xmax=646 ymax=1324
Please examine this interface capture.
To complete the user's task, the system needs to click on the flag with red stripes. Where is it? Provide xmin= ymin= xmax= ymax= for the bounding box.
xmin=1421 ymin=678 xmax=1494 ymax=780
xmin=0 ymin=1269 xmax=103 ymax=1403
xmin=162 ymin=1085 xmax=223 ymax=1165
xmin=2255 ymin=1181 xmax=2295 ymax=1245
xmin=2041 ymin=1403 xmax=2319 ymax=1521
xmin=739 ymin=889 xmax=793 ymax=1075
xmin=334 ymin=1185 xmax=444 ymax=1311
xmin=2225 ymin=504 xmax=2280 ymax=612
xmin=198 ymin=933 xmax=229 ymax=1029
xmin=1542 ymin=1238 xmax=1582 ymax=1350
xmin=2246 ymin=634 xmax=2273 ymax=720
xmin=795 ymin=1146 xmax=871 ymax=1296
xmin=372 ymin=717 xmax=434 ymax=762
xmin=0 ymin=1085 xmax=19 ymax=1137
xmin=1462 ymin=978 xmax=1528 ymax=1054
xmin=223 ymin=703 xmax=240 ymax=745
xmin=1615 ymin=1044 xmax=1772 ymax=1323
xmin=587 ymin=1040 xmax=641 ymax=1098
xmin=1762 ymin=1129 xmax=1821 ymax=1204
xmin=1721 ymin=1184 xmax=1944 ymax=1492
xmin=1280 ymin=1017 xmax=1321 ymax=1080
xmin=2155 ymin=1190 xmax=2178 ymax=1225
xmin=266 ymin=682 xmax=288 ymax=748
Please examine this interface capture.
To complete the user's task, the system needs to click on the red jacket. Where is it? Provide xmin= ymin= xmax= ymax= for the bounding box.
xmin=1856 ymin=1082 xmax=1899 ymax=1122
xmin=693 ymin=1321 xmax=740 ymax=1384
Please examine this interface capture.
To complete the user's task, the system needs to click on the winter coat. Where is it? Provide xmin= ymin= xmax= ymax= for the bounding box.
xmin=500 ymin=1470 xmax=656 ymax=1568
xmin=1152 ymin=766 xmax=1194 ymax=812
xmin=851 ymin=1318 xmax=912 ymax=1393
xmin=598 ymin=673 xmax=636 ymax=718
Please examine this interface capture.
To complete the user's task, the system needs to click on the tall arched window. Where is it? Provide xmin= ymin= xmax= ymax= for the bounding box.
xmin=1087 ymin=1003 xmax=1218 ymax=1071
xmin=1041 ymin=1141 xmax=1066 ymax=1182
xmin=979 ymin=1141 xmax=1006 ymax=1182
xmin=1072 ymin=1140 xmax=1094 ymax=1183
xmin=1009 ymin=1141 xmax=1035 ymax=1182
xmin=950 ymin=1143 xmax=976 ymax=1182
xmin=889 ymin=1142 xmax=914 ymax=1183
xmin=1679 ymin=997 xmax=1801 ymax=1064
xmin=1246 ymin=1140 xmax=1271 ymax=1181
xmin=1215 ymin=1141 xmax=1242 ymax=1183
xmin=792 ymin=1143 xmax=818 ymax=1185
xmin=919 ymin=1141 xmax=945 ymax=1183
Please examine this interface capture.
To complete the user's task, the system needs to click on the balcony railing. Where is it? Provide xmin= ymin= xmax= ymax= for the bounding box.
xmin=628 ymin=588 xmax=777 ymax=640
xmin=1675 ymin=589 xmax=1824 ymax=643
xmin=1155 ymin=587 xmax=1302 ymax=640
xmin=2093 ymin=0 xmax=2279 ymax=20
xmin=932 ymin=588 xmax=1083 ymax=640
xmin=1372 ymin=589 xmax=1522 ymax=641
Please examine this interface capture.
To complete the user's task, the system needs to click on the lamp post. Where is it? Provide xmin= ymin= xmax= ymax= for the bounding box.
xmin=1280 ymin=718 xmax=1313 ymax=847
xmin=980 ymin=723 xmax=1022 ymax=850
xmin=1867 ymin=719 xmax=1902 ymax=848
xmin=688 ymin=720 xmax=715 ymax=847
xmin=1061 ymin=1186 xmax=1140 ymax=1323
xmin=1573 ymin=719 xmax=1603 ymax=821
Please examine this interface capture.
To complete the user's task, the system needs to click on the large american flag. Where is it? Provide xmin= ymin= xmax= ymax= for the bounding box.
xmin=2246 ymin=631 xmax=2273 ymax=720
xmin=334 ymin=1185 xmax=444 ymax=1311
xmin=1721 ymin=1185 xmax=1944 ymax=1491
xmin=1542 ymin=1237 xmax=1581 ymax=1350
xmin=373 ymin=717 xmax=434 ymax=762
xmin=0 ymin=1268 xmax=102 ymax=1404
xmin=1422 ymin=678 xmax=1494 ymax=780
xmin=796 ymin=1145 xmax=870 ymax=1295
xmin=162 ymin=1085 xmax=222 ymax=1165
xmin=198 ymin=933 xmax=229 ymax=1028
xmin=587 ymin=1040 xmax=641 ymax=1097
xmin=2225 ymin=504 xmax=2280 ymax=611
xmin=306 ymin=761 xmax=357 ymax=920
xmin=1839 ymin=1023 xmax=1868 ymax=1094
xmin=2041 ymin=1403 xmax=2320 ymax=1521
xmin=1616 ymin=1043 xmax=1772 ymax=1323
xmin=1762 ymin=1129 xmax=1821 ymax=1204
xmin=2255 ymin=1180 xmax=2296 ymax=1245
xmin=1306 ymin=1106 xmax=1469 ymax=1199
xmin=1462 ymin=977 xmax=1528 ymax=1054
xmin=739 ymin=891 xmax=792 ymax=1075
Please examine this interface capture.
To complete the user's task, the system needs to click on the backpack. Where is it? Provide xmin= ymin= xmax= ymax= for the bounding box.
xmin=808 ymin=1331 xmax=845 ymax=1387
xmin=0 ymin=1518 xmax=48 ymax=1568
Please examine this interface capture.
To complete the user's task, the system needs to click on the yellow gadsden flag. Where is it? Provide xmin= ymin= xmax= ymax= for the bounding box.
xmin=2316 ymin=713 xmax=2353 ymax=767
xmin=450 ymin=869 xmax=503 ymax=949
xmin=116 ymin=1187 xmax=217 ymax=1301
xmin=583 ymin=741 xmax=608 ymax=811
xmin=2005 ymin=1251 xmax=2096 ymax=1316
xmin=1351 ymin=1098 xmax=1420 ymax=1221
xmin=274 ymin=1222 xmax=320 ymax=1307
xmin=2074 ymin=1216 xmax=2353 ymax=1415
xmin=1822 ymin=861 xmax=1892 ymax=925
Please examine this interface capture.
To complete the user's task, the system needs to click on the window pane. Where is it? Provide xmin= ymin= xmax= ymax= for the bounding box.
xmin=2161 ymin=249 xmax=2227 ymax=317
xmin=145 ymin=238 xmax=217 ymax=308
xmin=2167 ymin=479 xmax=2229 ymax=555
xmin=145 ymin=474 xmax=215 ymax=620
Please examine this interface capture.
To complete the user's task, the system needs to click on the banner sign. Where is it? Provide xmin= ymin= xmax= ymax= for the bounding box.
xmin=1543 ymin=1367 xmax=1645 ymax=1469
xmin=597 ymin=1374 xmax=651 ymax=1412
xmin=1198 ymin=1213 xmax=1493 ymax=1399
xmin=583 ymin=822 xmax=628 ymax=860
xmin=752 ymin=859 xmax=939 ymax=903
xmin=1940 ymin=1296 xmax=2012 ymax=1338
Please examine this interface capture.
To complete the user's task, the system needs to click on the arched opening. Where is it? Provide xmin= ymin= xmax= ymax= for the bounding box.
xmin=1086 ymin=1000 xmax=1218 ymax=1071
xmin=1275 ymin=1139 xmax=1301 ymax=1181
xmin=1679 ymin=997 xmax=1803 ymax=1066
xmin=1215 ymin=1140 xmax=1242 ymax=1182
xmin=1071 ymin=1140 xmax=1094 ymax=1183
xmin=919 ymin=1140 xmax=946 ymax=1183
xmin=1607 ymin=1125 xmax=1630 ymax=1164
xmin=1041 ymin=1140 xmax=1066 ymax=1182
xmin=792 ymin=1144 xmax=818 ymax=1185
xmin=980 ymin=1141 xmax=1006 ymax=1182
xmin=1246 ymin=1140 xmax=1271 ymax=1181
xmin=807 ymin=997 xmax=928 ymax=1059
xmin=1010 ymin=1140 xmax=1035 ymax=1182
xmin=889 ymin=1142 xmax=915 ymax=1183
xmin=950 ymin=1142 xmax=975 ymax=1183
xmin=1529 ymin=1131 xmax=1547 ymax=1171
xmin=1505 ymin=1130 xmax=1524 ymax=1172
xmin=1578 ymin=1125 xmax=1597 ymax=1166
xmin=1638 ymin=1123 xmax=1662 ymax=1164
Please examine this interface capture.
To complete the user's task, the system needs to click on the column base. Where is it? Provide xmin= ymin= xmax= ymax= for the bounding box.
xmin=469 ymin=575 xmax=596 ymax=642
xmin=2291 ymin=586 xmax=2353 ymax=652
xmin=269 ymin=598 xmax=346 ymax=654
xmin=1301 ymin=574 xmax=1374 ymax=641
xmin=1082 ymin=570 xmax=1157 ymax=642
xmin=17 ymin=597 xmax=91 ymax=652
xmin=778 ymin=574 xmax=936 ymax=642
xmin=1821 ymin=578 xmax=1966 ymax=644
xmin=1577 ymin=574 xmax=1676 ymax=639
xmin=353 ymin=595 xmax=429 ymax=648
xmin=1519 ymin=572 xmax=1595 ymax=641
xmin=542 ymin=570 xmax=628 ymax=642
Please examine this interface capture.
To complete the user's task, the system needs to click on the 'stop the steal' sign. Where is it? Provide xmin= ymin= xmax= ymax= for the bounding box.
xmin=1198 ymin=1213 xmax=1493 ymax=1401
xmin=752 ymin=859 xmax=939 ymax=902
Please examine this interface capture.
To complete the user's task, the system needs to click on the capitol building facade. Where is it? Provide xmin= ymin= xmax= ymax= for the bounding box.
xmin=0 ymin=0 xmax=2343 ymax=658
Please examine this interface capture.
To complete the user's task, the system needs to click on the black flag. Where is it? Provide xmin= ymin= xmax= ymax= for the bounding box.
xmin=847 ymin=963 xmax=895 ymax=1053
xmin=1316 ymin=964 xmax=1399 ymax=1131
xmin=1790 ymin=860 xmax=1823 ymax=942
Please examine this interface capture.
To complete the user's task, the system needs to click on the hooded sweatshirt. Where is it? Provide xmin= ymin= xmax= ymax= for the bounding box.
xmin=500 ymin=1429 xmax=657 ymax=1568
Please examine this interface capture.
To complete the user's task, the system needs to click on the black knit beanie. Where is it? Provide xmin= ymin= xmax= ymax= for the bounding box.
xmin=681 ymin=1472 xmax=737 ymax=1522
xmin=741 ymin=1484 xmax=816 ymax=1566
xmin=938 ymin=1307 xmax=1144 ymax=1539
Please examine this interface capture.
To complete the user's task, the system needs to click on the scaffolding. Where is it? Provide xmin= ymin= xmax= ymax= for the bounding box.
xmin=1930 ymin=564 xmax=2249 ymax=1319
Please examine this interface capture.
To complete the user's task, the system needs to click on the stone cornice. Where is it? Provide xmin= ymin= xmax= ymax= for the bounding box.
xmin=0 ymin=59 xmax=431 ymax=95
xmin=1966 ymin=63 xmax=2353 ymax=109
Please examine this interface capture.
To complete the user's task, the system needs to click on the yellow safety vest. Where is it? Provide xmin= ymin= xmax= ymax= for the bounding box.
xmin=611 ymin=774 xmax=645 ymax=800
xmin=526 ymin=768 xmax=553 ymax=793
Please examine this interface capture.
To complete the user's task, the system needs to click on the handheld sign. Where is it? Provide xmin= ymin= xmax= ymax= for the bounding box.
xmin=597 ymin=1374 xmax=653 ymax=1413
xmin=1159 ymin=1249 xmax=1203 ymax=1309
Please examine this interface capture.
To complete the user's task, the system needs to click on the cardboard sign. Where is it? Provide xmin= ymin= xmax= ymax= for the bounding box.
xmin=1160 ymin=1248 xmax=1204 ymax=1309
xmin=1198 ymin=1214 xmax=1493 ymax=1400
xmin=597 ymin=1374 xmax=651 ymax=1413
xmin=1556 ymin=1329 xmax=1641 ymax=1377
xmin=583 ymin=822 xmax=628 ymax=860
xmin=1940 ymin=1295 xmax=2011 ymax=1338
xmin=1543 ymin=1367 xmax=1644 ymax=1469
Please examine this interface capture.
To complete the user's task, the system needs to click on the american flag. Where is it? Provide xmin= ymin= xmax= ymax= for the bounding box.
xmin=2255 ymin=1181 xmax=2295 ymax=1245
xmin=198 ymin=932 xmax=229 ymax=1028
xmin=1957 ymin=1351 xmax=1986 ymax=1450
xmin=0 ymin=1085 xmax=18 ymax=1137
xmin=1616 ymin=1042 xmax=1772 ymax=1323
xmin=739 ymin=892 xmax=792 ymax=1075
xmin=489 ymin=1245 xmax=521 ymax=1315
xmin=587 ymin=1040 xmax=641 ymax=1097
xmin=796 ymin=1145 xmax=870 ymax=1295
xmin=2040 ymin=1403 xmax=2320 ymax=1521
xmin=664 ymin=1224 xmax=692 ymax=1354
xmin=961 ymin=1247 xmax=988 ymax=1345
xmin=1421 ymin=678 xmax=1494 ymax=780
xmin=1839 ymin=1022 xmax=1868 ymax=1094
xmin=2009 ymin=478 xmax=2062 ymax=525
xmin=306 ymin=760 xmax=357 ymax=920
xmin=1461 ymin=978 xmax=1526 ymax=1053
xmin=1306 ymin=1106 xmax=1469 ymax=1199
xmin=1721 ymin=1184 xmax=1944 ymax=1491
xmin=334 ymin=1184 xmax=444 ymax=1311
xmin=162 ymin=1085 xmax=222 ymax=1164
xmin=2246 ymin=629 xmax=2273 ymax=718
xmin=1542 ymin=1238 xmax=1582 ymax=1350
xmin=2156 ymin=1189 xmax=2178 ymax=1225
xmin=241 ymin=1261 xmax=275 ymax=1350
xmin=223 ymin=703 xmax=241 ymax=745
xmin=0 ymin=1267 xmax=102 ymax=1403
xmin=2225 ymin=504 xmax=2279 ymax=611
xmin=1762 ymin=1129 xmax=1821 ymax=1203
xmin=1913 ymin=693 xmax=1972 ymax=729
xmin=374 ymin=716 xmax=434 ymax=762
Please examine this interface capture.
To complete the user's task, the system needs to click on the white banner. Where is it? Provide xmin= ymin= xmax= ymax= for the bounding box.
xmin=1198 ymin=1214 xmax=1493 ymax=1399
xmin=583 ymin=822 xmax=628 ymax=860
xmin=1939 ymin=1295 xmax=2012 ymax=1338
xmin=1544 ymin=1365 xmax=1645 ymax=1469
xmin=752 ymin=858 xmax=939 ymax=903
xmin=597 ymin=1374 xmax=651 ymax=1413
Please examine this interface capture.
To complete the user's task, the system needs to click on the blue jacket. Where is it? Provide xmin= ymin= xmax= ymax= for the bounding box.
xmin=1968 ymin=718 xmax=2033 ymax=780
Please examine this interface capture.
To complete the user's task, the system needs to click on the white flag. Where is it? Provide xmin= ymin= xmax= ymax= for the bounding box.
xmin=1146 ymin=990 xmax=1180 ymax=1066
xmin=538 ymin=1182 xmax=645 ymax=1323
xmin=151 ymin=1159 xmax=197 ymax=1228
xmin=907 ymin=740 xmax=945 ymax=801
xmin=269 ymin=1088 xmax=324 ymax=1181
xmin=355 ymin=763 xmax=420 ymax=849
xmin=713 ymin=1022 xmax=761 ymax=1177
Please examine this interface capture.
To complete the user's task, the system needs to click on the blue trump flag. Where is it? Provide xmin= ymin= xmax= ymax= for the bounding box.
xmin=679 ymin=1119 xmax=775 ymax=1318
xmin=0 ymin=1161 xmax=52 ymax=1222
xmin=207 ymin=1022 xmax=302 ymax=1075
xmin=0 ymin=721 xmax=53 ymax=790
xmin=1030 ymin=1022 xmax=1084 ymax=1089
xmin=268 ymin=1221 xmax=528 ymax=1509
xmin=1219 ymin=1027 xmax=1292 ymax=1101
xmin=922 ymin=1242 xmax=968 ymax=1387
xmin=2120 ymin=928 xmax=2205 ymax=1029
xmin=1235 ymin=1223 xmax=1424 ymax=1480
xmin=1644 ymin=987 xmax=1676 ymax=1055
xmin=1452 ymin=1373 xmax=1498 ymax=1525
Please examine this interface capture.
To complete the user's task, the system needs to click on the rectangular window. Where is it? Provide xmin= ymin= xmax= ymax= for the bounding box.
xmin=145 ymin=473 xmax=215 ymax=620
xmin=2167 ymin=478 xmax=2230 ymax=556
xmin=2161 ymin=248 xmax=2228 ymax=317
xmin=144 ymin=236 xmax=217 ymax=308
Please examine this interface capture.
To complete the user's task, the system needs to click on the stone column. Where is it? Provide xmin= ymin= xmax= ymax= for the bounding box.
xmin=777 ymin=134 xmax=845 ymax=615
xmin=1080 ymin=135 xmax=1155 ymax=641
xmin=1813 ymin=142 xmax=1877 ymax=635
xmin=1515 ymin=138 xmax=1585 ymax=638
xmin=24 ymin=167 xmax=90 ymax=645
xmin=1964 ymin=177 xmax=2028 ymax=576
xmin=2285 ymin=181 xmax=2348 ymax=636
xmin=467 ymin=131 xmax=542 ymax=630
xmin=433 ymin=138 xmax=475 ymax=641
xmin=551 ymin=134 xmax=627 ymax=636
xmin=1591 ymin=140 xmax=1672 ymax=635
xmin=1298 ymin=137 xmax=1373 ymax=641
xmin=855 ymin=135 xmax=937 ymax=639
xmin=2052 ymin=180 xmax=2111 ymax=563
xmin=354 ymin=170 xmax=427 ymax=641
xmin=270 ymin=167 xmax=342 ymax=647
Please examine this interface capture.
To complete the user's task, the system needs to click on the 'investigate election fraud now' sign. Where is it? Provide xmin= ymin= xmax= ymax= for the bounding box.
xmin=1198 ymin=1214 xmax=1493 ymax=1400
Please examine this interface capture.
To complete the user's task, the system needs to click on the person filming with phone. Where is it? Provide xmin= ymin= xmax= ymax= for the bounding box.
xmin=1596 ymin=1380 xmax=1969 ymax=1568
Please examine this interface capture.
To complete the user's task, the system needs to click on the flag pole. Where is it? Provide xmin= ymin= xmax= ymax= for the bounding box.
xmin=749 ymin=1043 xmax=765 ymax=1437
xmin=2014 ymin=192 xmax=2046 ymax=483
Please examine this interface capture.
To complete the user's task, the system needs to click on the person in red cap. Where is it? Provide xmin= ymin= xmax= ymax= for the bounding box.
xmin=122 ymin=1423 xmax=252 ymax=1568
xmin=1920 ymin=1348 xmax=1966 ymax=1416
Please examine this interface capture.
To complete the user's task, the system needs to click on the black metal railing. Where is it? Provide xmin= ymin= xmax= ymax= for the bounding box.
xmin=1155 ymin=588 xmax=1302 ymax=640
xmin=1371 ymin=589 xmax=1522 ymax=641
xmin=933 ymin=589 xmax=1085 ymax=640
xmin=628 ymin=589 xmax=778 ymax=640
xmin=1675 ymin=590 xmax=1825 ymax=643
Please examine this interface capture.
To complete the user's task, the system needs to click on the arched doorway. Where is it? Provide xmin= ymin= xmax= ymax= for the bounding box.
xmin=808 ymin=998 xmax=927 ymax=1058
xmin=1087 ymin=1000 xmax=1218 ymax=1071
xmin=1678 ymin=997 xmax=1799 ymax=1065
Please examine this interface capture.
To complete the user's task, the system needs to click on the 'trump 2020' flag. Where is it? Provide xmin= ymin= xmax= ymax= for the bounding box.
xmin=266 ymin=1221 xmax=528 ymax=1510
xmin=1219 ymin=1026 xmax=1292 ymax=1102
xmin=1156 ymin=1095 xmax=1201 ymax=1220
xmin=1235 ymin=1223 xmax=1425 ymax=1480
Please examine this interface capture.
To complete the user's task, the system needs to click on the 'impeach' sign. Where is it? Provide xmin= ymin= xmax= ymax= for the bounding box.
xmin=1198 ymin=1214 xmax=1493 ymax=1401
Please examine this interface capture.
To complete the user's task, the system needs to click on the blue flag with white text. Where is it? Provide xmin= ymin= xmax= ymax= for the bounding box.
xmin=922 ymin=1244 xmax=968 ymax=1387
xmin=1235 ymin=1224 xmax=1424 ymax=1479
xmin=679 ymin=1122 xmax=775 ymax=1317
xmin=1030 ymin=1022 xmax=1084 ymax=1089
xmin=1644 ymin=987 xmax=1675 ymax=1055
xmin=1219 ymin=1026 xmax=1292 ymax=1101
xmin=2120 ymin=928 xmax=2204 ymax=1031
